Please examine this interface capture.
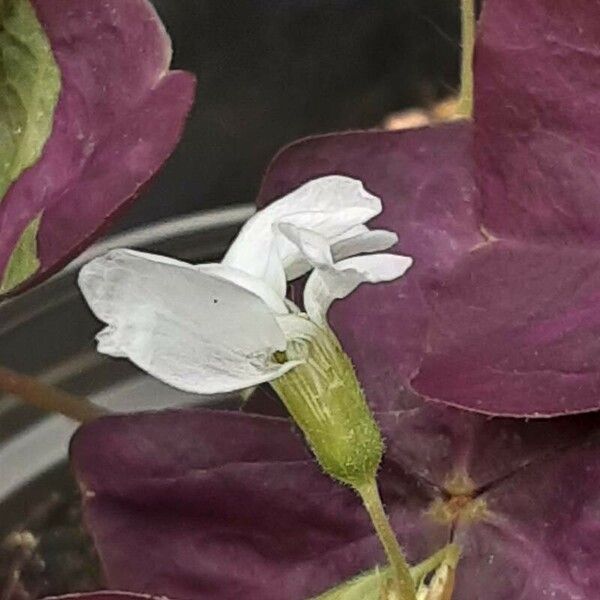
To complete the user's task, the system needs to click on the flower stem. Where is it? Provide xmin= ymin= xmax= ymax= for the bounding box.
xmin=456 ymin=0 xmax=476 ymax=119
xmin=0 ymin=365 xmax=107 ymax=423
xmin=411 ymin=544 xmax=460 ymax=586
xmin=355 ymin=479 xmax=416 ymax=600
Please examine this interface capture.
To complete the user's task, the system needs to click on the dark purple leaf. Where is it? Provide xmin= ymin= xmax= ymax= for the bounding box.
xmin=454 ymin=440 xmax=600 ymax=599
xmin=71 ymin=407 xmax=600 ymax=600
xmin=259 ymin=123 xmax=483 ymax=412
xmin=70 ymin=409 xmax=446 ymax=600
xmin=256 ymin=0 xmax=600 ymax=416
xmin=0 ymin=0 xmax=195 ymax=296
xmin=260 ymin=124 xmax=480 ymax=274
xmin=413 ymin=241 xmax=600 ymax=416
xmin=474 ymin=0 xmax=600 ymax=242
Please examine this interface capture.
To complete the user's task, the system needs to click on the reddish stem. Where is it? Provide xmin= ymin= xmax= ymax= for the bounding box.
xmin=0 ymin=366 xmax=107 ymax=423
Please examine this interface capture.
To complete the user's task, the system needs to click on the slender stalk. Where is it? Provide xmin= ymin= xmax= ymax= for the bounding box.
xmin=356 ymin=479 xmax=416 ymax=600
xmin=456 ymin=0 xmax=476 ymax=119
xmin=0 ymin=365 xmax=107 ymax=423
xmin=411 ymin=544 xmax=459 ymax=586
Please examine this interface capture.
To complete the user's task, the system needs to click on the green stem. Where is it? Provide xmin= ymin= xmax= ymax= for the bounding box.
xmin=355 ymin=480 xmax=416 ymax=600
xmin=0 ymin=365 xmax=107 ymax=423
xmin=456 ymin=0 xmax=476 ymax=119
xmin=411 ymin=544 xmax=459 ymax=587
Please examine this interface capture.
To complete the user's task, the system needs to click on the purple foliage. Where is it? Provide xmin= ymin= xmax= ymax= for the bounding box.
xmin=0 ymin=0 xmax=195 ymax=295
xmin=70 ymin=406 xmax=600 ymax=600
xmin=475 ymin=0 xmax=600 ymax=242
xmin=257 ymin=0 xmax=600 ymax=417
xmin=42 ymin=1 xmax=600 ymax=599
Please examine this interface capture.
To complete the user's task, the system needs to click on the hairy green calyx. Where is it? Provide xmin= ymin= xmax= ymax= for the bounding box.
xmin=271 ymin=324 xmax=383 ymax=487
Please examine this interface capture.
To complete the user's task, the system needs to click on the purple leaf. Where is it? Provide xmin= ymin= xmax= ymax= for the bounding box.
xmin=260 ymin=123 xmax=480 ymax=274
xmin=71 ymin=409 xmax=446 ymax=600
xmin=474 ymin=0 xmax=600 ymax=242
xmin=454 ymin=440 xmax=600 ymax=599
xmin=413 ymin=241 xmax=600 ymax=416
xmin=259 ymin=123 xmax=483 ymax=412
xmin=0 ymin=0 xmax=195 ymax=295
xmin=70 ymin=406 xmax=600 ymax=600
xmin=256 ymin=0 xmax=600 ymax=416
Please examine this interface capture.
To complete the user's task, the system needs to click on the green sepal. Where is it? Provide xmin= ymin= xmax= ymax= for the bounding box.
xmin=271 ymin=322 xmax=383 ymax=488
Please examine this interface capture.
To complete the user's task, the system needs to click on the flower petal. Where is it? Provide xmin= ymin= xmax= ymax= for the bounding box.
xmin=222 ymin=175 xmax=381 ymax=288
xmin=78 ymin=249 xmax=296 ymax=394
xmin=304 ymin=254 xmax=413 ymax=325
xmin=276 ymin=223 xmax=333 ymax=269
xmin=332 ymin=228 xmax=398 ymax=262
xmin=280 ymin=225 xmax=399 ymax=282
xmin=277 ymin=223 xmax=411 ymax=325
xmin=275 ymin=313 xmax=323 ymax=343
xmin=195 ymin=263 xmax=288 ymax=314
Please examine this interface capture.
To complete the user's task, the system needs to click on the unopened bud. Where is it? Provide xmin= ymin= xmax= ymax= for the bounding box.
xmin=271 ymin=321 xmax=383 ymax=488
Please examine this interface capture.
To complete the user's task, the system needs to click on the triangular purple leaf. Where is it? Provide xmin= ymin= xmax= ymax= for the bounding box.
xmin=0 ymin=0 xmax=195 ymax=296
xmin=474 ymin=0 xmax=600 ymax=242
xmin=455 ymin=438 xmax=600 ymax=598
xmin=259 ymin=123 xmax=483 ymax=413
xmin=412 ymin=240 xmax=600 ymax=415
xmin=70 ymin=407 xmax=600 ymax=600
xmin=257 ymin=0 xmax=600 ymax=417
xmin=71 ymin=409 xmax=446 ymax=600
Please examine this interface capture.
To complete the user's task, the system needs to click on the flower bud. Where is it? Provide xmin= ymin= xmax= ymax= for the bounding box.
xmin=271 ymin=320 xmax=383 ymax=488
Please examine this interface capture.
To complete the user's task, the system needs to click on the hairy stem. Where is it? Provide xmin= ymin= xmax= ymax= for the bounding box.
xmin=0 ymin=365 xmax=107 ymax=422
xmin=356 ymin=479 xmax=416 ymax=600
xmin=456 ymin=0 xmax=476 ymax=118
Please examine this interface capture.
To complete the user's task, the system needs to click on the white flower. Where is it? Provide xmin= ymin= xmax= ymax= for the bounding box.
xmin=78 ymin=175 xmax=413 ymax=396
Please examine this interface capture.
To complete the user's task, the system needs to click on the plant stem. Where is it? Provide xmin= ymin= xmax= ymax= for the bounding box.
xmin=410 ymin=544 xmax=459 ymax=586
xmin=456 ymin=0 xmax=476 ymax=119
xmin=356 ymin=479 xmax=416 ymax=600
xmin=0 ymin=365 xmax=107 ymax=423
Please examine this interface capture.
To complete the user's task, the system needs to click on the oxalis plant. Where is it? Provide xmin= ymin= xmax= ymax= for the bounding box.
xmin=2 ymin=0 xmax=600 ymax=599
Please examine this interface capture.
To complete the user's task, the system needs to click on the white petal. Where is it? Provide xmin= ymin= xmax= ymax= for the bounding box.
xmin=195 ymin=263 xmax=288 ymax=314
xmin=222 ymin=175 xmax=381 ymax=287
xmin=78 ymin=249 xmax=297 ymax=394
xmin=281 ymin=256 xmax=312 ymax=282
xmin=275 ymin=313 xmax=323 ymax=343
xmin=276 ymin=216 xmax=339 ymax=282
xmin=332 ymin=229 xmax=398 ymax=262
xmin=304 ymin=253 xmax=413 ymax=325
xmin=276 ymin=222 xmax=333 ymax=269
xmin=261 ymin=237 xmax=287 ymax=299
xmin=277 ymin=221 xmax=399 ymax=280
xmin=279 ymin=224 xmax=397 ymax=282
xmin=276 ymin=210 xmax=384 ymax=278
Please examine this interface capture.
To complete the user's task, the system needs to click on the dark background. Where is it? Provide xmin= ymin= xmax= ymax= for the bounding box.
xmin=119 ymin=0 xmax=463 ymax=229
